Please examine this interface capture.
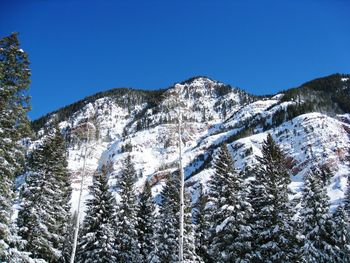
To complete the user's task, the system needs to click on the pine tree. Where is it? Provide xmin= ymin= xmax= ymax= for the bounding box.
xmin=45 ymin=125 xmax=72 ymax=261
xmin=17 ymin=126 xmax=72 ymax=262
xmin=150 ymin=173 xmax=202 ymax=263
xmin=331 ymin=205 xmax=350 ymax=262
xmin=247 ymin=134 xmax=297 ymax=263
xmin=61 ymin=212 xmax=77 ymax=262
xmin=193 ymin=184 xmax=211 ymax=262
xmin=76 ymin=165 xmax=117 ymax=263
xmin=0 ymin=33 xmax=31 ymax=259
xmin=114 ymin=155 xmax=141 ymax=262
xmin=300 ymin=167 xmax=336 ymax=263
xmin=136 ymin=179 xmax=155 ymax=262
xmin=206 ymin=144 xmax=252 ymax=262
xmin=17 ymin=143 xmax=48 ymax=261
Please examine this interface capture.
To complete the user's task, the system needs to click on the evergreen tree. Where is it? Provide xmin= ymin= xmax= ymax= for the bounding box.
xmin=61 ymin=212 xmax=77 ymax=263
xmin=193 ymin=184 xmax=211 ymax=262
xmin=247 ymin=134 xmax=297 ymax=263
xmin=206 ymin=144 xmax=251 ymax=262
xmin=114 ymin=155 xmax=141 ymax=262
xmin=331 ymin=205 xmax=350 ymax=262
xmin=17 ymin=144 xmax=48 ymax=261
xmin=150 ymin=173 xmax=202 ymax=263
xmin=136 ymin=179 xmax=155 ymax=262
xmin=0 ymin=33 xmax=31 ymax=258
xmin=300 ymin=167 xmax=336 ymax=263
xmin=76 ymin=165 xmax=117 ymax=263
xmin=17 ymin=127 xmax=72 ymax=262
xmin=46 ymin=125 xmax=72 ymax=261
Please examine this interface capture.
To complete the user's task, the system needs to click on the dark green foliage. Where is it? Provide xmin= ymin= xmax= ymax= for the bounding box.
xmin=300 ymin=167 xmax=336 ymax=263
xmin=150 ymin=173 xmax=201 ymax=263
xmin=247 ymin=134 xmax=298 ymax=262
xmin=32 ymin=88 xmax=166 ymax=132
xmin=281 ymin=73 xmax=350 ymax=113
xmin=0 ymin=33 xmax=32 ymax=258
xmin=114 ymin=155 xmax=141 ymax=262
xmin=206 ymin=144 xmax=252 ymax=262
xmin=61 ymin=212 xmax=77 ymax=263
xmin=76 ymin=166 xmax=117 ymax=263
xmin=136 ymin=180 xmax=155 ymax=262
xmin=194 ymin=184 xmax=211 ymax=262
xmin=331 ymin=205 xmax=350 ymax=262
xmin=17 ymin=127 xmax=72 ymax=262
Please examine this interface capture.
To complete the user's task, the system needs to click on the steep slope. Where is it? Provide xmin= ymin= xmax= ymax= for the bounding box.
xmin=30 ymin=74 xmax=350 ymax=213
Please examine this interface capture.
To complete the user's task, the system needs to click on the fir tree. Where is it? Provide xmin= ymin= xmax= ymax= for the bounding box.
xmin=206 ymin=144 xmax=251 ymax=262
xmin=76 ymin=165 xmax=117 ymax=263
xmin=300 ymin=167 xmax=336 ymax=263
xmin=0 ymin=33 xmax=31 ymax=259
xmin=45 ymin=125 xmax=72 ymax=261
xmin=331 ymin=205 xmax=350 ymax=262
xmin=17 ymin=127 xmax=72 ymax=262
xmin=193 ymin=184 xmax=211 ymax=262
xmin=17 ymin=144 xmax=48 ymax=261
xmin=61 ymin=212 xmax=77 ymax=263
xmin=136 ymin=179 xmax=155 ymax=262
xmin=150 ymin=173 xmax=202 ymax=263
xmin=247 ymin=134 xmax=297 ymax=263
xmin=114 ymin=155 xmax=141 ymax=262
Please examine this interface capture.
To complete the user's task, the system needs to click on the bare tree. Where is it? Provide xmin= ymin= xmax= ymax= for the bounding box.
xmin=70 ymin=121 xmax=96 ymax=263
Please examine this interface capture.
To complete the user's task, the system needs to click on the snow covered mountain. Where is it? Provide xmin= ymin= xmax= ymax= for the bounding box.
xmin=31 ymin=74 xmax=350 ymax=213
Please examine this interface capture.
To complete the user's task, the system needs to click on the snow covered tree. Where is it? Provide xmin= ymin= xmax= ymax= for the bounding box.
xmin=76 ymin=165 xmax=117 ymax=263
xmin=246 ymin=134 xmax=297 ymax=263
xmin=17 ymin=143 xmax=48 ymax=261
xmin=300 ymin=167 xmax=337 ymax=263
xmin=0 ymin=33 xmax=31 ymax=259
xmin=46 ymin=125 xmax=72 ymax=261
xmin=150 ymin=172 xmax=202 ymax=263
xmin=206 ymin=144 xmax=252 ymax=262
xmin=17 ymin=126 xmax=72 ymax=262
xmin=61 ymin=212 xmax=77 ymax=263
xmin=114 ymin=155 xmax=141 ymax=262
xmin=136 ymin=179 xmax=155 ymax=262
xmin=193 ymin=184 xmax=211 ymax=262
xmin=331 ymin=205 xmax=350 ymax=262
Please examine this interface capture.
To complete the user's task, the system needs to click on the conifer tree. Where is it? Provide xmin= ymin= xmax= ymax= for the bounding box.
xmin=46 ymin=125 xmax=72 ymax=261
xmin=150 ymin=173 xmax=202 ymax=263
xmin=76 ymin=165 xmax=117 ymax=263
xmin=114 ymin=155 xmax=141 ymax=262
xmin=206 ymin=144 xmax=251 ymax=262
xmin=17 ymin=127 xmax=72 ymax=262
xmin=300 ymin=167 xmax=336 ymax=263
xmin=331 ymin=205 xmax=350 ymax=262
xmin=247 ymin=134 xmax=297 ymax=262
xmin=193 ymin=184 xmax=211 ymax=262
xmin=0 ymin=33 xmax=31 ymax=258
xmin=61 ymin=212 xmax=77 ymax=263
xmin=17 ymin=143 xmax=48 ymax=261
xmin=136 ymin=179 xmax=155 ymax=262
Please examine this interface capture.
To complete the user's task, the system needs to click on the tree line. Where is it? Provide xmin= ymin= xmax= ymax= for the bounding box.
xmin=1 ymin=33 xmax=350 ymax=263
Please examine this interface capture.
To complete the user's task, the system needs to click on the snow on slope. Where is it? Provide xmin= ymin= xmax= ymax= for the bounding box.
xmin=33 ymin=77 xmax=350 ymax=214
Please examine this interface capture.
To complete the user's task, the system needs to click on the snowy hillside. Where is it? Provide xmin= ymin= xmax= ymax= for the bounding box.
xmin=31 ymin=74 xmax=350 ymax=213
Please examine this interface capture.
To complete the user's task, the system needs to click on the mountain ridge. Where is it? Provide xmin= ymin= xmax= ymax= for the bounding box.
xmin=27 ymin=73 xmax=350 ymax=214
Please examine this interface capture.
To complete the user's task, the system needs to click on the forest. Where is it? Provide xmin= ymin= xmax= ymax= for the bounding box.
xmin=1 ymin=33 xmax=350 ymax=263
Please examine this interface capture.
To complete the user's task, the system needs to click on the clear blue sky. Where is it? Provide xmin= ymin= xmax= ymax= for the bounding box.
xmin=1 ymin=0 xmax=350 ymax=120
